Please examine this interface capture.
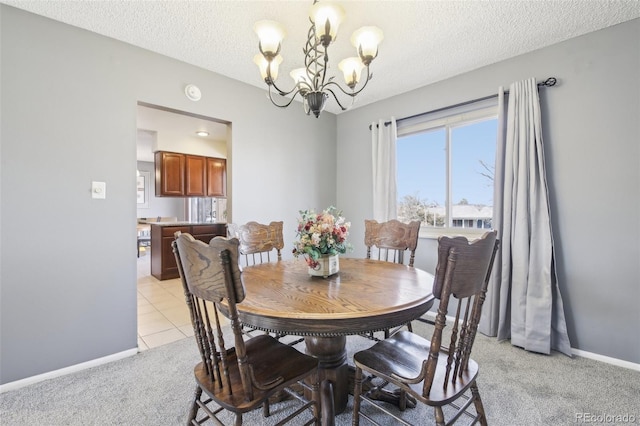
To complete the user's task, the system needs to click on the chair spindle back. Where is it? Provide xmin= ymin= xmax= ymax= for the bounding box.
xmin=173 ymin=232 xmax=255 ymax=400
xmin=227 ymin=221 xmax=284 ymax=267
xmin=424 ymin=231 xmax=499 ymax=396
xmin=364 ymin=219 xmax=421 ymax=267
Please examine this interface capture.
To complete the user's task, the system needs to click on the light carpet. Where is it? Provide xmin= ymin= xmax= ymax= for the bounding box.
xmin=1 ymin=321 xmax=639 ymax=425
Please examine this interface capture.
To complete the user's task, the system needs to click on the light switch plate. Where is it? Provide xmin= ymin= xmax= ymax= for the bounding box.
xmin=92 ymin=181 xmax=106 ymax=199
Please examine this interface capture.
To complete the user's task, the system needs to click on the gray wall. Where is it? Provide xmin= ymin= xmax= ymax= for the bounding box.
xmin=136 ymin=161 xmax=184 ymax=220
xmin=336 ymin=19 xmax=640 ymax=364
xmin=0 ymin=6 xmax=337 ymax=384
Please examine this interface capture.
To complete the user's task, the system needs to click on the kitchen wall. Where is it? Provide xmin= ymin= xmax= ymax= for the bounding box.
xmin=336 ymin=19 xmax=640 ymax=365
xmin=0 ymin=5 xmax=337 ymax=385
xmin=136 ymin=161 xmax=184 ymax=220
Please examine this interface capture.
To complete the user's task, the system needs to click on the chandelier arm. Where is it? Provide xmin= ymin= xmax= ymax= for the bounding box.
xmin=265 ymin=62 xmax=298 ymax=97
xmin=322 ymin=66 xmax=373 ymax=98
xmin=292 ymin=66 xmax=314 ymax=94
xmin=269 ymin=78 xmax=299 ymax=98
xmin=324 ymin=88 xmax=349 ymax=111
xmin=267 ymin=85 xmax=304 ymax=109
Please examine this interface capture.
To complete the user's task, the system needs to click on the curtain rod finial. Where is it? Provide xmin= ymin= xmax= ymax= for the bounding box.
xmin=542 ymin=77 xmax=557 ymax=87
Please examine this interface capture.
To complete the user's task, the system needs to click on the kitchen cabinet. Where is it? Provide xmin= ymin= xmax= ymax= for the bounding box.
xmin=155 ymin=151 xmax=226 ymax=197
xmin=155 ymin=151 xmax=185 ymax=196
xmin=185 ymin=155 xmax=206 ymax=196
xmin=206 ymin=157 xmax=227 ymax=197
xmin=150 ymin=223 xmax=227 ymax=280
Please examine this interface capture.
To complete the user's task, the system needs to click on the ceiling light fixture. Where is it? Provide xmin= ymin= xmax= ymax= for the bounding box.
xmin=196 ymin=131 xmax=209 ymax=137
xmin=253 ymin=0 xmax=383 ymax=118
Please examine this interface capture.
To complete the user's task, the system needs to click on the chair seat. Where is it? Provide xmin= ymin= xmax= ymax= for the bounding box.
xmin=354 ymin=330 xmax=479 ymax=405
xmin=195 ymin=334 xmax=318 ymax=413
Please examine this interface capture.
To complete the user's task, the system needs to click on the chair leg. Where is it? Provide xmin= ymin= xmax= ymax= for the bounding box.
xmin=471 ymin=381 xmax=488 ymax=426
xmin=352 ymin=367 xmax=363 ymax=426
xmin=434 ymin=406 xmax=445 ymax=426
xmin=188 ymin=386 xmax=202 ymax=424
xmin=398 ymin=388 xmax=407 ymax=411
xmin=320 ymin=379 xmax=335 ymax=426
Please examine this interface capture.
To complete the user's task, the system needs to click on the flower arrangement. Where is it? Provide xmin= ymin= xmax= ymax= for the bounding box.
xmin=292 ymin=206 xmax=352 ymax=268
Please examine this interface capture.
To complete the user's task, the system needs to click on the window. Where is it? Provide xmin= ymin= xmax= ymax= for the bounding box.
xmin=396 ymin=101 xmax=497 ymax=237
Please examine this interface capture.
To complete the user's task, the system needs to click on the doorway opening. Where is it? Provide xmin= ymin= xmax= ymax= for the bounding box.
xmin=135 ymin=103 xmax=230 ymax=350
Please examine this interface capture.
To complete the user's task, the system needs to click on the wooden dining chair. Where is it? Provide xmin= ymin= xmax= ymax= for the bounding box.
xmin=173 ymin=232 xmax=324 ymax=426
xmin=364 ymin=219 xmax=421 ymax=339
xmin=352 ymin=231 xmax=499 ymax=426
xmin=364 ymin=219 xmax=421 ymax=267
xmin=226 ymin=221 xmax=303 ymax=344
xmin=227 ymin=221 xmax=284 ymax=267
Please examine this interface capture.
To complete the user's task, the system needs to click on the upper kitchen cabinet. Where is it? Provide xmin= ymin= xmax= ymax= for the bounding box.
xmin=185 ymin=154 xmax=206 ymax=196
xmin=155 ymin=151 xmax=185 ymax=196
xmin=155 ymin=151 xmax=226 ymax=197
xmin=206 ymin=157 xmax=227 ymax=197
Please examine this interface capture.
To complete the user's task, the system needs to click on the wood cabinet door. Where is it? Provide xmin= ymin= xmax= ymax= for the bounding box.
xmin=185 ymin=155 xmax=206 ymax=196
xmin=156 ymin=151 xmax=185 ymax=196
xmin=191 ymin=224 xmax=227 ymax=244
xmin=206 ymin=157 xmax=227 ymax=197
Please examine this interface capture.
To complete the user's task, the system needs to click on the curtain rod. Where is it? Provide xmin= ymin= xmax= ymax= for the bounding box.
xmin=369 ymin=77 xmax=557 ymax=130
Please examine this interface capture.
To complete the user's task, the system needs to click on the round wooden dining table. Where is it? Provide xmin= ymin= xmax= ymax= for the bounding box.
xmin=236 ymin=257 xmax=435 ymax=415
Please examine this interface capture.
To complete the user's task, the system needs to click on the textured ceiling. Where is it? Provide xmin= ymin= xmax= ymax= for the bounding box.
xmin=3 ymin=0 xmax=640 ymax=115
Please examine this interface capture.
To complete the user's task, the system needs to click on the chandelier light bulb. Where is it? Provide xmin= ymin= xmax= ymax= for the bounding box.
xmin=254 ymin=54 xmax=282 ymax=82
xmin=309 ymin=2 xmax=345 ymax=44
xmin=351 ymin=26 xmax=384 ymax=65
xmin=254 ymin=20 xmax=286 ymax=57
xmin=338 ymin=57 xmax=364 ymax=89
xmin=290 ymin=68 xmax=312 ymax=90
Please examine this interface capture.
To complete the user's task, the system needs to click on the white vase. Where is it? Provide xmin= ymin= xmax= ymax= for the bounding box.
xmin=308 ymin=254 xmax=340 ymax=278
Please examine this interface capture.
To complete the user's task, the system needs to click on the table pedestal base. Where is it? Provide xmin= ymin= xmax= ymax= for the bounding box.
xmin=305 ymin=336 xmax=348 ymax=414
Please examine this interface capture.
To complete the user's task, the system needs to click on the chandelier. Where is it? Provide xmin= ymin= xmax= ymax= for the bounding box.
xmin=253 ymin=1 xmax=383 ymax=118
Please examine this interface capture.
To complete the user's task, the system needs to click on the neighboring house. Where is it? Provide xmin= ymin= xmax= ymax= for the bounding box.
xmin=399 ymin=204 xmax=493 ymax=229
xmin=450 ymin=205 xmax=493 ymax=229
xmin=1 ymin=4 xmax=638 ymax=389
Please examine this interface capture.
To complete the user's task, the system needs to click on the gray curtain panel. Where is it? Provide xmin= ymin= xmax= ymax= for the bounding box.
xmin=480 ymin=78 xmax=572 ymax=357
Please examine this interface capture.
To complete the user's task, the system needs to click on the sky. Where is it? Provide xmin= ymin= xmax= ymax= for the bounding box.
xmin=397 ymin=118 xmax=497 ymax=207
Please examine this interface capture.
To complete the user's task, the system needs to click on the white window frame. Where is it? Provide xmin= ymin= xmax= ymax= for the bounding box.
xmin=397 ymin=99 xmax=498 ymax=239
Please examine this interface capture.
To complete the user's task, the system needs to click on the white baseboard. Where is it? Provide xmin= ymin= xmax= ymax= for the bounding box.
xmin=571 ymin=348 xmax=640 ymax=371
xmin=0 ymin=347 xmax=138 ymax=394
xmin=3 ymin=320 xmax=639 ymax=394
xmin=418 ymin=312 xmax=640 ymax=371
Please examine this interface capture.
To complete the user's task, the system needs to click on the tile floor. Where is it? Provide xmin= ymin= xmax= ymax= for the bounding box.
xmin=137 ymin=249 xmax=193 ymax=351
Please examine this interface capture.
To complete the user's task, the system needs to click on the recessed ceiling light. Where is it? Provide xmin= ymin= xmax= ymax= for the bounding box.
xmin=196 ymin=131 xmax=209 ymax=137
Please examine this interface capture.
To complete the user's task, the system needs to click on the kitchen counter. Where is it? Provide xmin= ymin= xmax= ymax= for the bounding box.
xmin=150 ymin=222 xmax=227 ymax=280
